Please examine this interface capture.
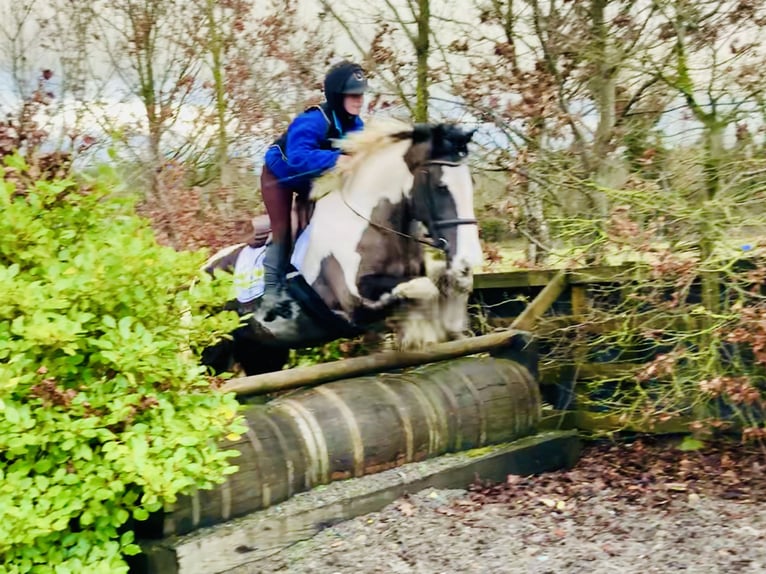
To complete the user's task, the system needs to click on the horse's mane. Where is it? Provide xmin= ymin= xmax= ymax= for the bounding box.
xmin=335 ymin=117 xmax=412 ymax=156
xmin=312 ymin=118 xmax=413 ymax=200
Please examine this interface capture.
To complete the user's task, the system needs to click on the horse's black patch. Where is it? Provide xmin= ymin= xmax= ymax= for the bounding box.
xmin=410 ymin=163 xmax=460 ymax=258
xmin=430 ymin=124 xmax=475 ymax=160
xmin=397 ymin=123 xmax=477 ymax=166
xmin=355 ymin=198 xmax=424 ymax=300
xmin=263 ymin=298 xmax=294 ymax=322
xmin=311 ymin=254 xmax=358 ymax=315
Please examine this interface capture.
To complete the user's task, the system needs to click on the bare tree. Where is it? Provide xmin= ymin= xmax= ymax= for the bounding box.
xmin=0 ymin=0 xmax=43 ymax=105
xmin=645 ymin=0 xmax=766 ymax=316
xmin=318 ymin=0 xmax=444 ymax=122
xmin=91 ymin=0 xmax=202 ymax=200
xmin=445 ymin=0 xmax=675 ymax=263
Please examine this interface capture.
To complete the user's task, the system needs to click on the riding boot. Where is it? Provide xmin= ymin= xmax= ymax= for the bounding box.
xmin=262 ymin=233 xmax=290 ymax=294
xmin=260 ymin=166 xmax=294 ymax=320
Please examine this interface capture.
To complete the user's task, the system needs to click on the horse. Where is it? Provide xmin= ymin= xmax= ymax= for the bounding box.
xmin=202 ymin=119 xmax=483 ymax=376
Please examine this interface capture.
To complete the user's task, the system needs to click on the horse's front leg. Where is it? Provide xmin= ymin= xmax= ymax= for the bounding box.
xmin=379 ymin=275 xmax=443 ymax=350
xmin=392 ymin=296 xmax=445 ymax=350
xmin=390 ymin=276 xmax=440 ymax=301
xmin=429 ymin=261 xmax=474 ymax=341
xmin=356 ymin=275 xmax=440 ymax=312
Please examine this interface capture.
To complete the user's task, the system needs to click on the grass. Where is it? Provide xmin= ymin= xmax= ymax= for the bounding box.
xmin=477 ymin=236 xmax=760 ymax=274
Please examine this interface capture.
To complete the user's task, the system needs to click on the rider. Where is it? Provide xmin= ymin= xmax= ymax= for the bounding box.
xmin=260 ymin=60 xmax=368 ymax=310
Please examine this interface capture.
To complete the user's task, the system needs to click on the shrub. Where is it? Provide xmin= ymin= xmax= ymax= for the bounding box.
xmin=0 ymin=156 xmax=244 ymax=573
xmin=479 ymin=217 xmax=511 ymax=243
xmin=543 ymin=159 xmax=766 ymax=441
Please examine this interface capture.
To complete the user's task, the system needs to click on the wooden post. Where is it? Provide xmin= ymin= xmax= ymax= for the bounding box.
xmin=222 ymin=270 xmax=569 ymax=397
xmin=567 ymin=283 xmax=589 ymax=410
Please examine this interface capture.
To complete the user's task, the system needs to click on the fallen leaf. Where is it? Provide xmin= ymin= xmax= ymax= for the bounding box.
xmin=397 ymin=500 xmax=416 ymax=516
xmin=687 ymin=493 xmax=701 ymax=505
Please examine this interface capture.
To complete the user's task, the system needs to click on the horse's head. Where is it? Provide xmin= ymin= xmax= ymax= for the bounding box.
xmin=403 ymin=123 xmax=483 ymax=281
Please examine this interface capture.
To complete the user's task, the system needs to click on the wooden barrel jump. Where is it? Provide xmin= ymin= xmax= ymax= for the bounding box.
xmin=156 ymin=355 xmax=540 ymax=538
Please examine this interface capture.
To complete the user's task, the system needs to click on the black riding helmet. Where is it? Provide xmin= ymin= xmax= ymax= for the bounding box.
xmin=323 ymin=61 xmax=368 ymax=127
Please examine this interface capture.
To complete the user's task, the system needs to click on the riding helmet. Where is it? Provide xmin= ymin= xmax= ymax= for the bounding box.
xmin=323 ymin=61 xmax=368 ymax=122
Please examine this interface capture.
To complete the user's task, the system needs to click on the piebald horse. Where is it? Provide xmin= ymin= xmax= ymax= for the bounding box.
xmin=203 ymin=120 xmax=483 ymax=376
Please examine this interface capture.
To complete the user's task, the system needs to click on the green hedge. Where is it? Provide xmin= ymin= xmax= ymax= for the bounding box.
xmin=0 ymin=157 xmax=244 ymax=573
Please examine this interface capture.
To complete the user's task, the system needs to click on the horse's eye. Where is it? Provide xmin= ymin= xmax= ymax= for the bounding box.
xmin=437 ymin=184 xmax=450 ymax=193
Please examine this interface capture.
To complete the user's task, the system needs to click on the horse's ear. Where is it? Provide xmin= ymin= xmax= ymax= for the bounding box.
xmin=432 ymin=124 xmax=474 ymax=159
xmin=449 ymin=126 xmax=476 ymax=146
xmin=454 ymin=127 xmax=476 ymax=156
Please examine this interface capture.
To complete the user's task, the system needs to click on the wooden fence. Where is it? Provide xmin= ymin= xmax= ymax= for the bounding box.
xmin=471 ymin=265 xmax=695 ymax=434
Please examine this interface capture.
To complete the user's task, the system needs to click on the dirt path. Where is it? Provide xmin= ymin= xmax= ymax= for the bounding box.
xmin=234 ymin=438 xmax=766 ymax=574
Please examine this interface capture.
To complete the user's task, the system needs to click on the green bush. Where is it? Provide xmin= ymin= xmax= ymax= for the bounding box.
xmin=479 ymin=217 xmax=511 ymax=243
xmin=0 ymin=156 xmax=244 ymax=573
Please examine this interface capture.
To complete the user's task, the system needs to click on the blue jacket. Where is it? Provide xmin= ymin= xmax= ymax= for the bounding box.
xmin=264 ymin=107 xmax=364 ymax=194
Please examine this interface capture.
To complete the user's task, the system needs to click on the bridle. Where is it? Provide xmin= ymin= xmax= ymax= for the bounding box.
xmin=340 ymin=158 xmax=477 ymax=265
xmin=416 ymin=159 xmax=478 ymax=262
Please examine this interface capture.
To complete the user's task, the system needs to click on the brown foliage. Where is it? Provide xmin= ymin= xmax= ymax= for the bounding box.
xmin=1 ymin=71 xmax=73 ymax=186
xmin=467 ymin=437 xmax=766 ymax=510
xmin=136 ymin=161 xmax=254 ymax=252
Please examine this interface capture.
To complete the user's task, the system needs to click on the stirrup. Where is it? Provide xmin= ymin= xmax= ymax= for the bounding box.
xmin=259 ymin=283 xmax=292 ymax=322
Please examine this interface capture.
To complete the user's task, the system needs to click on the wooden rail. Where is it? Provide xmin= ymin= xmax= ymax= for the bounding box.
xmin=473 ymin=264 xmax=646 ymax=289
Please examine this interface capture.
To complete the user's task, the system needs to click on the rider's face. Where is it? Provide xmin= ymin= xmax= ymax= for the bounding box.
xmin=343 ymin=94 xmax=364 ymax=116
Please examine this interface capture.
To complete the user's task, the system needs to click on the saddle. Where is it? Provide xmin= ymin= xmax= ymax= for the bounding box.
xmin=247 ymin=214 xmax=272 ymax=248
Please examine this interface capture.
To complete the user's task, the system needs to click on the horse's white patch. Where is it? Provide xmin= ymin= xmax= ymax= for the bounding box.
xmin=395 ymin=300 xmax=445 ymax=350
xmin=440 ymin=165 xmax=483 ymax=270
xmin=439 ymin=290 xmax=471 ymax=338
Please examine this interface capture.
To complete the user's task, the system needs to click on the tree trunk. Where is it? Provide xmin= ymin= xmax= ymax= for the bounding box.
xmin=205 ymin=0 xmax=230 ymax=190
xmin=414 ymin=0 xmax=430 ymax=122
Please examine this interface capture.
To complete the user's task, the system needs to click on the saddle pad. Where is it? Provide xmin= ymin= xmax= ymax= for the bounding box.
xmin=233 ymin=223 xmax=311 ymax=303
xmin=233 ymin=245 xmax=267 ymax=303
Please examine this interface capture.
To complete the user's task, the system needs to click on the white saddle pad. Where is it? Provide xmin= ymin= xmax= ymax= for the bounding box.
xmin=233 ymin=223 xmax=312 ymax=303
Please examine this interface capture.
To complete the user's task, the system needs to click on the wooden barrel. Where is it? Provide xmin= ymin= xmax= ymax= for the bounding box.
xmin=153 ymin=356 xmax=539 ymax=537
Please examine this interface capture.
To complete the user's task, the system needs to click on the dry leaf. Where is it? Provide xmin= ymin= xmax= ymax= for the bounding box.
xmin=397 ymin=500 xmax=416 ymax=516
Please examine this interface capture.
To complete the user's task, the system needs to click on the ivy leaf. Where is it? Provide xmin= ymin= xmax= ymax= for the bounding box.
xmin=678 ymin=436 xmax=705 ymax=452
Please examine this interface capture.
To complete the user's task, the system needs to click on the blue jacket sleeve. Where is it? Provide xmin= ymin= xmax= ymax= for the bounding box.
xmin=284 ymin=111 xmax=341 ymax=178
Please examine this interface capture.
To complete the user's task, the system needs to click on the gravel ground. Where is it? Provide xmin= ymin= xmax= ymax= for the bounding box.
xmin=230 ymin=438 xmax=766 ymax=574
